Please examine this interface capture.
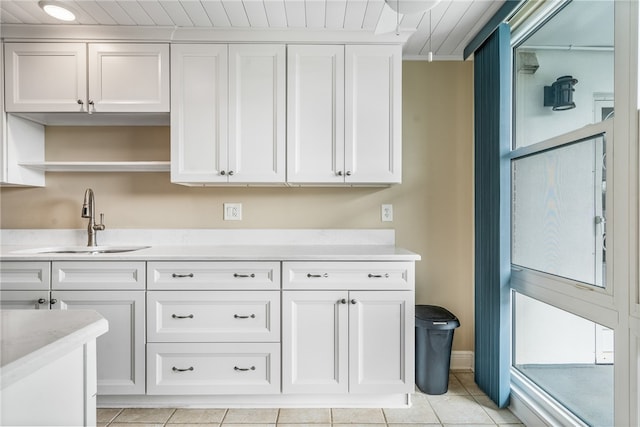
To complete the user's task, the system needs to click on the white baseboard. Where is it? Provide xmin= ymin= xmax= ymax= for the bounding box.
xmin=450 ymin=350 xmax=474 ymax=371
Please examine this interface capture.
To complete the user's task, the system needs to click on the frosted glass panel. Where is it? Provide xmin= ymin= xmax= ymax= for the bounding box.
xmin=511 ymin=135 xmax=606 ymax=287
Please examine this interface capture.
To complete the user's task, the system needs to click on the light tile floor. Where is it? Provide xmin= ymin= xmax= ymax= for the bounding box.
xmin=98 ymin=371 xmax=523 ymax=427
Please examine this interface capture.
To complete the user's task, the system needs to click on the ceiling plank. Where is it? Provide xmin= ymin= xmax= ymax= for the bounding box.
xmin=421 ymin=0 xmax=469 ymax=56
xmin=402 ymin=1 xmax=447 ymax=57
xmin=158 ymin=0 xmax=194 ymax=26
xmin=201 ymin=1 xmax=232 ymax=27
xmin=117 ymin=1 xmax=155 ymax=26
xmin=428 ymin=0 xmax=475 ymax=55
xmin=73 ymin=1 xmax=117 ymax=25
xmin=243 ymin=0 xmax=269 ymax=27
xmin=305 ymin=0 xmax=326 ymax=28
xmin=399 ymin=10 xmax=424 ymax=31
xmin=221 ymin=0 xmax=250 ymax=27
xmin=325 ymin=0 xmax=346 ymax=28
xmin=456 ymin=0 xmax=503 ymax=56
xmin=1 ymin=1 xmax=42 ymax=24
xmin=284 ymin=0 xmax=306 ymax=27
xmin=181 ymin=1 xmax=214 ymax=26
xmin=96 ymin=0 xmax=136 ymax=25
xmin=264 ymin=0 xmax=287 ymax=27
xmin=137 ymin=1 xmax=175 ymax=26
xmin=343 ymin=0 xmax=367 ymax=29
xmin=362 ymin=0 xmax=385 ymax=30
xmin=66 ymin=1 xmax=99 ymax=25
xmin=0 ymin=6 xmax=21 ymax=24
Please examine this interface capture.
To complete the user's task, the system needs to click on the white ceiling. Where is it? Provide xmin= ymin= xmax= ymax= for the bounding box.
xmin=0 ymin=0 xmax=506 ymax=60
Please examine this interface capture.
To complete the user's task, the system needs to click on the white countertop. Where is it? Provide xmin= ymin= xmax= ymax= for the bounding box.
xmin=0 ymin=310 xmax=108 ymax=389
xmin=0 ymin=229 xmax=421 ymax=261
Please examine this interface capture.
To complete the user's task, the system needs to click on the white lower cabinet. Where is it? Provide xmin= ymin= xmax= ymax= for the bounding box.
xmin=52 ymin=262 xmax=146 ymax=395
xmin=147 ymin=342 xmax=280 ymax=395
xmin=53 ymin=290 xmax=146 ymax=395
xmin=0 ymin=257 xmax=416 ymax=403
xmin=146 ymin=261 xmax=282 ymax=395
xmin=282 ymin=262 xmax=415 ymax=395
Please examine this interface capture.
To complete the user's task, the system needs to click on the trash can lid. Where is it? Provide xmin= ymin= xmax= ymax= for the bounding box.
xmin=415 ymin=305 xmax=460 ymax=330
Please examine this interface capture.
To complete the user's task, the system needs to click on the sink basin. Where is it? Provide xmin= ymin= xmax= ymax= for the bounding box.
xmin=11 ymin=245 xmax=150 ymax=254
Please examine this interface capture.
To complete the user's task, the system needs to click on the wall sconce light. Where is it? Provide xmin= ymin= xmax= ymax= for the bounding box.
xmin=544 ymin=75 xmax=578 ymax=111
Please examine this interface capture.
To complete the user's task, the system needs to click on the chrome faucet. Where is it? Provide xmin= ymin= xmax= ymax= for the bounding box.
xmin=81 ymin=188 xmax=105 ymax=247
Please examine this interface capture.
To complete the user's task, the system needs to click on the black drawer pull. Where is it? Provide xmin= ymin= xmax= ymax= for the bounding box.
xmin=368 ymin=273 xmax=390 ymax=278
xmin=234 ymin=314 xmax=256 ymax=319
xmin=172 ymin=273 xmax=194 ymax=278
xmin=172 ymin=314 xmax=194 ymax=319
xmin=307 ymin=273 xmax=328 ymax=278
xmin=234 ymin=366 xmax=256 ymax=372
xmin=234 ymin=273 xmax=256 ymax=278
xmin=172 ymin=366 xmax=194 ymax=372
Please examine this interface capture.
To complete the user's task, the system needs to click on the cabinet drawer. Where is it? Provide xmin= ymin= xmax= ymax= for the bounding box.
xmin=147 ymin=291 xmax=280 ymax=342
xmin=0 ymin=290 xmax=51 ymax=309
xmin=283 ymin=261 xmax=414 ymax=290
xmin=0 ymin=262 xmax=50 ymax=290
xmin=147 ymin=262 xmax=280 ymax=290
xmin=52 ymin=261 xmax=145 ymax=290
xmin=147 ymin=342 xmax=280 ymax=395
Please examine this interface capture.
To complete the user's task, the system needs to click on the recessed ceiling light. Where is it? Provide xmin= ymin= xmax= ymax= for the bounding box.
xmin=38 ymin=1 xmax=76 ymax=22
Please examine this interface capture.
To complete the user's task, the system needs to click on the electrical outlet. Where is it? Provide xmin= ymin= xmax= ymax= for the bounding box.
xmin=224 ymin=203 xmax=242 ymax=221
xmin=381 ymin=204 xmax=393 ymax=222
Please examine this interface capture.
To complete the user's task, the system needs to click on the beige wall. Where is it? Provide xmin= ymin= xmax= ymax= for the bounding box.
xmin=0 ymin=61 xmax=475 ymax=352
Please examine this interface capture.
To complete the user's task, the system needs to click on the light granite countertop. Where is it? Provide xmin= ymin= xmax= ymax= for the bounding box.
xmin=0 ymin=229 xmax=421 ymax=261
xmin=0 ymin=310 xmax=108 ymax=389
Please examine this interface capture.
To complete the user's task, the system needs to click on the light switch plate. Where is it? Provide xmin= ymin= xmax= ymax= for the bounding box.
xmin=224 ymin=203 xmax=242 ymax=221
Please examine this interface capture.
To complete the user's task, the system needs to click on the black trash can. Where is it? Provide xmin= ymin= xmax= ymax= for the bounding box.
xmin=415 ymin=305 xmax=460 ymax=395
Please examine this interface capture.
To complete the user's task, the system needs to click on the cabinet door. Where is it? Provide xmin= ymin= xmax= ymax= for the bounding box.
xmin=345 ymin=45 xmax=402 ymax=184
xmin=228 ymin=45 xmax=286 ymax=183
xmin=287 ymin=45 xmax=345 ymax=184
xmin=87 ymin=43 xmax=169 ymax=113
xmin=348 ymin=291 xmax=414 ymax=394
xmin=171 ymin=44 xmax=228 ymax=184
xmin=53 ymin=290 xmax=146 ymax=395
xmin=4 ymin=43 xmax=87 ymax=112
xmin=0 ymin=290 xmax=50 ymax=309
xmin=282 ymin=290 xmax=349 ymax=393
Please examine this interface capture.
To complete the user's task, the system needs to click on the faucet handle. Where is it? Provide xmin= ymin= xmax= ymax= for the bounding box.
xmin=94 ymin=213 xmax=106 ymax=231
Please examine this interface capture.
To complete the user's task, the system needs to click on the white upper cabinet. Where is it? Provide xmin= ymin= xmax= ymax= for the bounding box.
xmin=287 ymin=44 xmax=402 ymax=185
xmin=228 ymin=45 xmax=286 ymax=183
xmin=4 ymin=42 xmax=169 ymax=113
xmin=171 ymin=44 xmax=228 ymax=184
xmin=171 ymin=44 xmax=286 ymax=185
xmin=345 ymin=45 xmax=402 ymax=184
xmin=4 ymin=43 xmax=86 ymax=112
xmin=88 ymin=44 xmax=169 ymax=113
xmin=287 ymin=45 xmax=345 ymax=184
